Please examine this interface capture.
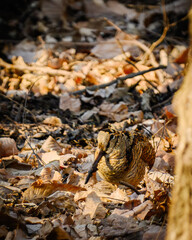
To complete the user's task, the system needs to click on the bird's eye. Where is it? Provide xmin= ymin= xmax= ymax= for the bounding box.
xmin=111 ymin=134 xmax=116 ymax=140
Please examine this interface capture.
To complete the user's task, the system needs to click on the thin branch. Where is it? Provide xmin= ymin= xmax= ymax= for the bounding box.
xmin=25 ymin=137 xmax=45 ymax=167
xmin=71 ymin=65 xmax=166 ymax=95
xmin=104 ymin=17 xmax=165 ymax=82
xmin=116 ymin=38 xmax=160 ymax=91
xmin=0 ymin=58 xmax=70 ymax=76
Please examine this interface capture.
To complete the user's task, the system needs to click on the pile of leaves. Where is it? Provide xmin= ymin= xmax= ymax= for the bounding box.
xmin=0 ymin=0 xmax=189 ymax=239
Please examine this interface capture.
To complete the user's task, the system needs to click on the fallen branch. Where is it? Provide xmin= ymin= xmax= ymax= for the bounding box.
xmin=0 ymin=58 xmax=70 ymax=76
xmin=72 ymin=65 xmax=166 ymax=95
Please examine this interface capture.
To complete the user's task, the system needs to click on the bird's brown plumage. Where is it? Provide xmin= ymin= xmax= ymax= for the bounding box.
xmin=86 ymin=128 xmax=155 ymax=186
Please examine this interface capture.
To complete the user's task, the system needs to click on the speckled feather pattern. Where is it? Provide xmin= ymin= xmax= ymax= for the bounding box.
xmin=96 ymin=130 xmax=155 ymax=186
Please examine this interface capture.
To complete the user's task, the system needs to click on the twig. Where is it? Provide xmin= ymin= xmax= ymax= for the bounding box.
xmin=152 ymin=95 xmax=173 ymax=110
xmin=104 ymin=17 xmax=165 ymax=83
xmin=22 ymin=76 xmax=43 ymax=123
xmin=142 ymin=0 xmax=171 ymax=63
xmin=152 ymin=119 xmax=172 ymax=154
xmin=143 ymin=26 xmax=169 ymax=63
xmin=104 ymin=17 xmax=124 ymax=33
xmin=72 ymin=65 xmax=166 ymax=95
xmin=0 ymin=58 xmax=70 ymax=76
xmin=25 ymin=137 xmax=45 ymax=167
xmin=116 ymin=38 xmax=160 ymax=92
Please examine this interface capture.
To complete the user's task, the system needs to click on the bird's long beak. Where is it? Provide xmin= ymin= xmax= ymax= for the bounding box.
xmin=85 ymin=149 xmax=105 ymax=184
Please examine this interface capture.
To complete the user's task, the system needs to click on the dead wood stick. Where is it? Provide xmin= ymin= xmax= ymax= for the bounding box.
xmin=0 ymin=58 xmax=70 ymax=76
xmin=72 ymin=65 xmax=166 ymax=95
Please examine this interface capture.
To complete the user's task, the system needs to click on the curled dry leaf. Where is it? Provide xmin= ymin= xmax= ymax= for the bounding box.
xmin=59 ymin=92 xmax=81 ymax=112
xmin=163 ymin=104 xmax=176 ymax=119
xmin=0 ymin=156 xmax=31 ymax=170
xmin=80 ymin=108 xmax=99 ymax=122
xmin=0 ymin=138 xmax=19 ymax=157
xmin=91 ymin=31 xmax=138 ymax=59
xmin=74 ymin=224 xmax=88 ymax=239
xmin=14 ymin=176 xmax=35 ymax=190
xmin=99 ymin=101 xmax=129 ymax=121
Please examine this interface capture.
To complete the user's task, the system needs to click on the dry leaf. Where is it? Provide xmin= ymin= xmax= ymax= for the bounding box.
xmin=49 ymin=226 xmax=74 ymax=240
xmin=74 ymin=224 xmax=87 ymax=239
xmin=162 ymin=153 xmax=175 ymax=173
xmin=109 ymin=188 xmax=129 ymax=203
xmin=152 ymin=157 xmax=169 ymax=172
xmin=23 ymin=180 xmax=85 ymax=202
xmin=59 ymin=92 xmax=81 ymax=112
xmin=99 ymin=215 xmax=141 ymax=238
xmin=41 ymin=136 xmax=63 ymax=152
xmin=59 ymin=154 xmax=77 ymax=167
xmin=40 ymin=167 xmax=62 ymax=182
xmin=43 ymin=116 xmax=62 ymax=126
xmin=107 ymin=0 xmax=137 ymax=17
xmin=112 ymin=200 xmax=153 ymax=220
xmin=0 ymin=138 xmax=19 ymax=157
xmin=41 ymin=151 xmax=60 ymax=164
xmin=174 ymin=48 xmax=189 ymax=64
xmin=80 ymin=108 xmax=99 ymax=122
xmin=83 ymin=191 xmax=107 ymax=219
xmin=91 ymin=31 xmax=138 ymax=59
xmin=0 ymin=156 xmax=31 ymax=170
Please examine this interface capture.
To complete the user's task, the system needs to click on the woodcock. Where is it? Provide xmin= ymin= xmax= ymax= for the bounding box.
xmin=85 ymin=128 xmax=155 ymax=187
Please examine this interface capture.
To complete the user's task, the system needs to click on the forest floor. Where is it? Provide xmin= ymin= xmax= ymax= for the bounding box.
xmin=0 ymin=0 xmax=189 ymax=239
